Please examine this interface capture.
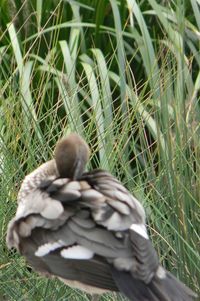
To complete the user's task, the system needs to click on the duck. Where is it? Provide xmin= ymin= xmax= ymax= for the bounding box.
xmin=7 ymin=133 xmax=197 ymax=301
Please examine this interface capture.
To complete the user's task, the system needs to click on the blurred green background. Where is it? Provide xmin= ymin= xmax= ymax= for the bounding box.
xmin=0 ymin=0 xmax=199 ymax=300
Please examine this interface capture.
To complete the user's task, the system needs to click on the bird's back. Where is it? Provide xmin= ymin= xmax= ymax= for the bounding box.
xmin=7 ymin=134 xmax=197 ymax=301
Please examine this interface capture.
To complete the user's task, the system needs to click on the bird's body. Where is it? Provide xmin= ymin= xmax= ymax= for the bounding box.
xmin=7 ymin=134 xmax=197 ymax=301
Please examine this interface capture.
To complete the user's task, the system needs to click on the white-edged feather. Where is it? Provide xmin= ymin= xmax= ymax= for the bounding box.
xmin=60 ymin=245 xmax=94 ymax=260
xmin=35 ymin=240 xmax=65 ymax=257
xmin=156 ymin=266 xmax=166 ymax=279
xmin=130 ymin=223 xmax=149 ymax=239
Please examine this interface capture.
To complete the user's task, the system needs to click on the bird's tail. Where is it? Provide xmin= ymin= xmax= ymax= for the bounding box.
xmin=111 ymin=267 xmax=197 ymax=301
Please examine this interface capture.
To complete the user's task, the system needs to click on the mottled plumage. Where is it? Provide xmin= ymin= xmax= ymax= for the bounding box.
xmin=7 ymin=133 xmax=197 ymax=301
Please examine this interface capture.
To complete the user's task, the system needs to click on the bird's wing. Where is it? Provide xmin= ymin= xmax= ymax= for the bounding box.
xmin=80 ymin=170 xmax=196 ymax=301
xmin=80 ymin=169 xmax=159 ymax=282
xmin=7 ymin=168 xmax=196 ymax=300
xmin=7 ymin=167 xmax=155 ymax=291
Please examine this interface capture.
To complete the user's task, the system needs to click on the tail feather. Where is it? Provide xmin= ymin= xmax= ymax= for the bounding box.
xmin=152 ymin=271 xmax=197 ymax=301
xmin=111 ymin=268 xmax=197 ymax=301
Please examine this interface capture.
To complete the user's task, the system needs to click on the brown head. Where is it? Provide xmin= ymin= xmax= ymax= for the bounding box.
xmin=54 ymin=133 xmax=90 ymax=179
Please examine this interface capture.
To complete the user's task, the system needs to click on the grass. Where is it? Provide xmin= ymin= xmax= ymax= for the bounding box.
xmin=0 ymin=0 xmax=199 ymax=300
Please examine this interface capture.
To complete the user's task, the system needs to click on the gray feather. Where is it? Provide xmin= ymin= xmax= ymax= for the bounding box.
xmin=6 ymin=136 xmax=197 ymax=301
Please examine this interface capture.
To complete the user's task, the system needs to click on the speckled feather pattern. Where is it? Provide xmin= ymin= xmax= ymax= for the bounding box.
xmin=6 ymin=134 xmax=197 ymax=301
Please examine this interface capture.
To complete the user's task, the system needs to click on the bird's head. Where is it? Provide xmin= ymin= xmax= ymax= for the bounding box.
xmin=54 ymin=133 xmax=90 ymax=179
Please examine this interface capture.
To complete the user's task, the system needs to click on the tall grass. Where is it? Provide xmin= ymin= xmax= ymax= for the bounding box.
xmin=0 ymin=0 xmax=199 ymax=300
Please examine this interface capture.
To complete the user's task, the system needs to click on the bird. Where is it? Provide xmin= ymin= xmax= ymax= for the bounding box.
xmin=7 ymin=133 xmax=197 ymax=301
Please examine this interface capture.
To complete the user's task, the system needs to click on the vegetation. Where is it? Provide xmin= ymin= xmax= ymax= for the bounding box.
xmin=0 ymin=0 xmax=199 ymax=300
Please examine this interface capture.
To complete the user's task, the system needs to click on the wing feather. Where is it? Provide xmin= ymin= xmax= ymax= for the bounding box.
xmin=7 ymin=167 xmax=197 ymax=300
